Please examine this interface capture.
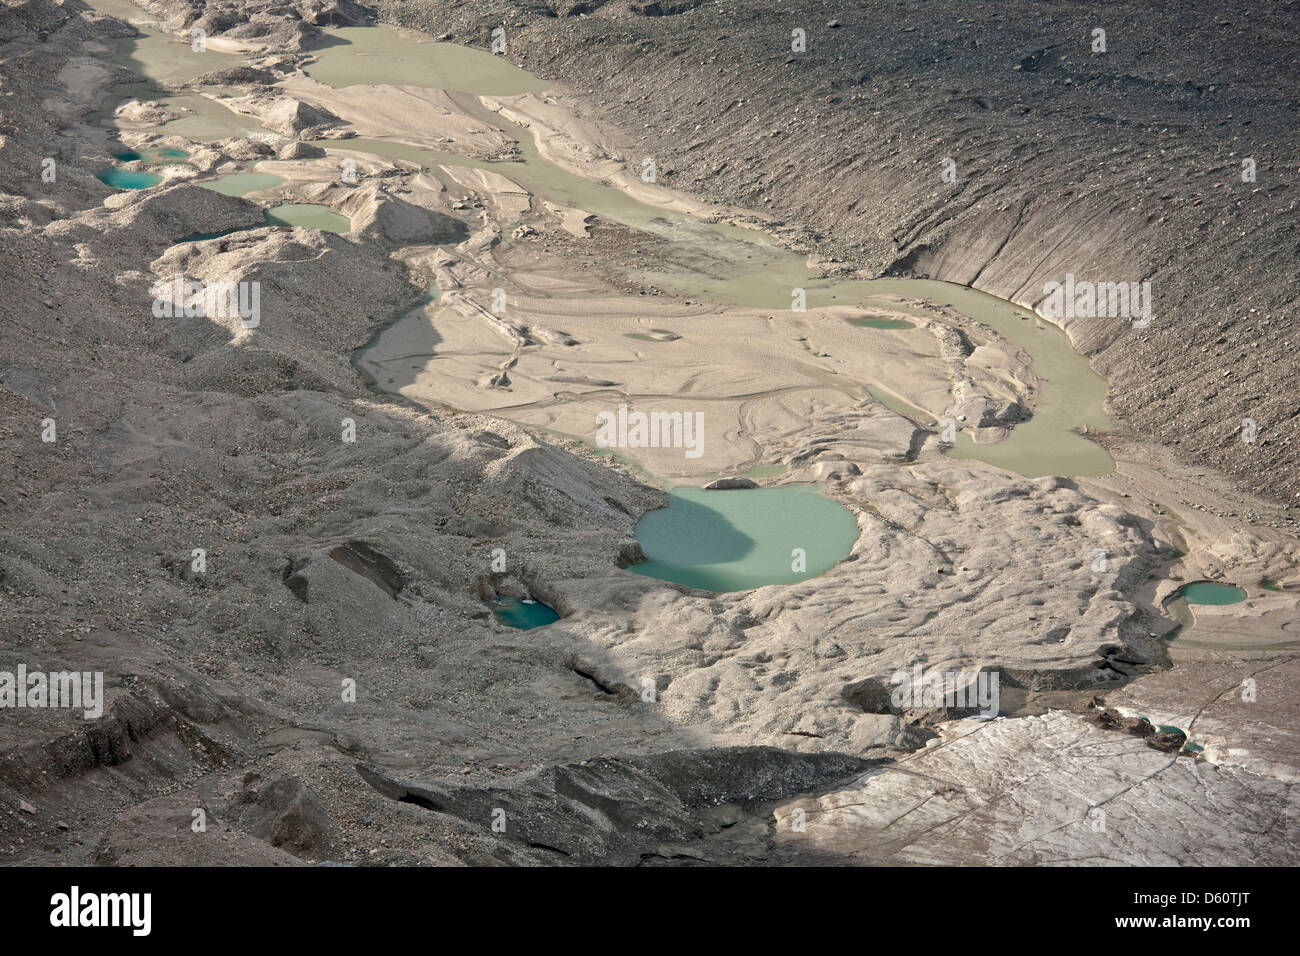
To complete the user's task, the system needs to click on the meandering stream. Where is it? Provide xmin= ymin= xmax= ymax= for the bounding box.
xmin=86 ymin=0 xmax=1126 ymax=593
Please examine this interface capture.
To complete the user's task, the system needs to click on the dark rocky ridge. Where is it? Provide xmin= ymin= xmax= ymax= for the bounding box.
xmin=369 ymin=0 xmax=1300 ymax=505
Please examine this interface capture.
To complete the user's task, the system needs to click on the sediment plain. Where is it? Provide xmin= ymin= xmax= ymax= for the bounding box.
xmin=0 ymin=0 xmax=1296 ymax=866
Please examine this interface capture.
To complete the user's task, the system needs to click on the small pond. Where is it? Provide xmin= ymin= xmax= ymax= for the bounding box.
xmin=1177 ymin=582 xmax=1247 ymax=605
xmin=630 ymin=485 xmax=859 ymax=592
xmin=490 ymin=597 xmax=560 ymax=629
xmin=850 ymin=317 xmax=915 ymax=330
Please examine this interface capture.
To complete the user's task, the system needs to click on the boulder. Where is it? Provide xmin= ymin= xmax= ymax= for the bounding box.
xmin=278 ymin=140 xmax=327 ymax=160
xmin=703 ymin=476 xmax=759 ymax=490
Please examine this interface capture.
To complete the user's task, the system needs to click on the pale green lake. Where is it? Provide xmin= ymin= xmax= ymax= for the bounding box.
xmin=85 ymin=0 xmax=268 ymax=148
xmin=630 ymin=486 xmax=859 ymax=592
xmin=86 ymin=0 xmax=1151 ymax=600
xmin=305 ymin=27 xmax=548 ymax=96
xmin=851 ymin=317 xmax=915 ymax=330
xmin=96 ymin=167 xmax=161 ymax=189
xmin=265 ymin=203 xmax=351 ymax=233
xmin=1163 ymin=580 xmax=1248 ymax=640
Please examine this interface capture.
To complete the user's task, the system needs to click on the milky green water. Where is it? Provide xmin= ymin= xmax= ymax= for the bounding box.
xmin=96 ymin=167 xmax=162 ymax=189
xmin=1178 ymin=582 xmax=1247 ymax=605
xmin=489 ymin=597 xmax=560 ymax=629
xmin=90 ymin=0 xmax=244 ymax=83
xmin=201 ymin=172 xmax=287 ymax=196
xmin=304 ymin=27 xmax=548 ymax=96
xmin=899 ymin=283 xmax=1112 ymax=478
xmin=630 ymin=486 xmax=859 ymax=592
xmin=265 ymin=204 xmax=351 ymax=233
xmin=141 ymin=146 xmax=191 ymax=164
xmin=87 ymin=0 xmax=1115 ymax=482
xmin=178 ymin=204 xmax=351 ymax=237
xmin=303 ymin=43 xmax=1115 ymax=478
xmin=113 ymin=145 xmax=190 ymax=164
xmin=85 ymin=0 xmax=266 ymax=153
xmin=85 ymin=0 xmax=261 ymax=135
xmin=98 ymin=143 xmax=190 ymax=191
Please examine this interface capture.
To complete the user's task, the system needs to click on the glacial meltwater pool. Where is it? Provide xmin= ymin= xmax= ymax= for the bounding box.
xmin=304 ymin=26 xmax=547 ymax=96
xmin=140 ymin=146 xmax=190 ymax=164
xmin=112 ymin=146 xmax=189 ymax=164
xmin=323 ymin=36 xmax=1116 ymax=480
xmin=490 ymin=598 xmax=560 ymax=629
xmin=1163 ymin=580 xmax=1248 ymax=640
xmin=174 ymin=205 xmax=353 ymax=244
xmin=1177 ymin=582 xmax=1247 ymax=605
xmin=97 ymin=143 xmax=192 ymax=189
xmin=87 ymin=0 xmax=1116 ymax=484
xmin=200 ymin=173 xmax=287 ymax=196
xmin=96 ymin=168 xmax=162 ymax=189
xmin=630 ymin=485 xmax=859 ymax=592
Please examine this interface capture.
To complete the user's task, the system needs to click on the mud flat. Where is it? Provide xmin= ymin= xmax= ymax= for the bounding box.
xmin=373 ymin=0 xmax=1300 ymax=506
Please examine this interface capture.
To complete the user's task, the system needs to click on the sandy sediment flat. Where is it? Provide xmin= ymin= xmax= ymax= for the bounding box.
xmin=8 ymin=0 xmax=1294 ymax=869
